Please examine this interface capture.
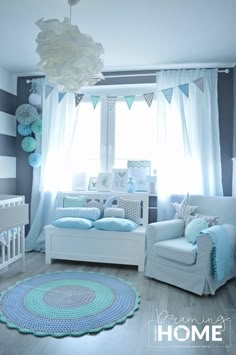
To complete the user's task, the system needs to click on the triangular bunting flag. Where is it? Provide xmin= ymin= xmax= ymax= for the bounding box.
xmin=124 ymin=96 xmax=135 ymax=110
xmin=58 ymin=92 xmax=66 ymax=103
xmin=91 ymin=96 xmax=100 ymax=109
xmin=75 ymin=93 xmax=84 ymax=107
xmin=162 ymin=88 xmax=173 ymax=104
xmin=45 ymin=85 xmax=54 ymax=99
xmin=178 ymin=83 xmax=189 ymax=98
xmin=194 ymin=78 xmax=204 ymax=93
xmin=143 ymin=92 xmax=154 ymax=107
xmin=108 ymin=96 xmax=117 ymax=110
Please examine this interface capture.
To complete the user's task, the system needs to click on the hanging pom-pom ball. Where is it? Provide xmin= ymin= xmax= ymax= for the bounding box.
xmin=28 ymin=153 xmax=42 ymax=168
xmin=15 ymin=104 xmax=39 ymax=125
xmin=31 ymin=119 xmax=42 ymax=135
xmin=21 ymin=137 xmax=37 ymax=152
xmin=17 ymin=124 xmax=32 ymax=136
xmin=29 ymin=93 xmax=41 ymax=107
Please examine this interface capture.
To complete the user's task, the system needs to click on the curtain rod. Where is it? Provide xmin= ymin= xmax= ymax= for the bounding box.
xmin=26 ymin=69 xmax=229 ymax=83
xmin=103 ymin=69 xmax=229 ymax=79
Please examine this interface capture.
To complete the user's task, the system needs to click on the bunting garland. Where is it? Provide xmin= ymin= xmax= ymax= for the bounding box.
xmin=124 ymin=96 xmax=135 ymax=110
xmin=178 ymin=83 xmax=189 ymax=98
xmin=58 ymin=92 xmax=66 ymax=103
xmin=162 ymin=88 xmax=173 ymax=104
xmin=193 ymin=77 xmax=204 ymax=93
xmin=91 ymin=95 xmax=100 ymax=109
xmin=143 ymin=92 xmax=154 ymax=107
xmin=44 ymin=76 xmax=205 ymax=108
xmin=75 ymin=93 xmax=84 ymax=107
xmin=45 ymin=85 xmax=54 ymax=99
xmin=108 ymin=96 xmax=117 ymax=111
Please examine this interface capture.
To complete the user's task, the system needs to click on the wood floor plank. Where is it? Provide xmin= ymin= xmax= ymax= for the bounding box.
xmin=0 ymin=253 xmax=235 ymax=355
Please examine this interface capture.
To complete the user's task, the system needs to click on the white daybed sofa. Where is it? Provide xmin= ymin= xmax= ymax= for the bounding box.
xmin=45 ymin=192 xmax=149 ymax=271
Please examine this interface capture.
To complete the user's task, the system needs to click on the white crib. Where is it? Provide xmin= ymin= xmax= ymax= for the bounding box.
xmin=0 ymin=195 xmax=29 ymax=272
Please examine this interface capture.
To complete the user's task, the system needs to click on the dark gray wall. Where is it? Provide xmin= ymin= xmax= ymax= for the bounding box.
xmin=0 ymin=88 xmax=17 ymax=194
xmin=15 ymin=70 xmax=234 ymax=204
xmin=233 ymin=66 xmax=236 ymax=157
xmin=218 ymin=69 xmax=234 ymax=196
xmin=16 ymin=76 xmax=43 ymax=205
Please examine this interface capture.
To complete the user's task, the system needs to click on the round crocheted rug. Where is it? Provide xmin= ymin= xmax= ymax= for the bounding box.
xmin=0 ymin=271 xmax=140 ymax=337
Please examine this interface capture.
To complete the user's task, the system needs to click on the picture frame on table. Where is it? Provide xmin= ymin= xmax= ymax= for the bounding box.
xmin=96 ymin=173 xmax=112 ymax=191
xmin=127 ymin=160 xmax=151 ymax=192
xmin=112 ymin=168 xmax=129 ymax=193
xmin=88 ymin=177 xmax=97 ymax=191
xmin=72 ymin=173 xmax=87 ymax=191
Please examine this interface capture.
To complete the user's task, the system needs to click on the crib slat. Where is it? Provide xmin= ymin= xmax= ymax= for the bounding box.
xmin=2 ymin=244 xmax=5 ymax=264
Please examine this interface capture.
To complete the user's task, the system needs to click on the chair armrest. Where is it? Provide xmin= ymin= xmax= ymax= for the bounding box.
xmin=195 ymin=234 xmax=213 ymax=274
xmin=145 ymin=219 xmax=185 ymax=252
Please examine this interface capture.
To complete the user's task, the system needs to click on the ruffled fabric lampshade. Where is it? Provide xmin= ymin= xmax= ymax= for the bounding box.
xmin=35 ymin=17 xmax=104 ymax=93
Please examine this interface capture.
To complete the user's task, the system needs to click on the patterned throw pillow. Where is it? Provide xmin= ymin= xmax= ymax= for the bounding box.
xmin=56 ymin=207 xmax=101 ymax=221
xmin=87 ymin=200 xmax=104 ymax=214
xmin=118 ymin=198 xmax=140 ymax=224
xmin=186 ymin=214 xmax=219 ymax=227
xmin=104 ymin=207 xmax=125 ymax=219
xmin=172 ymin=194 xmax=198 ymax=222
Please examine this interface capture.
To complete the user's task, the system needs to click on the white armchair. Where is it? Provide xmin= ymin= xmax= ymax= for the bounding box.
xmin=145 ymin=195 xmax=236 ymax=295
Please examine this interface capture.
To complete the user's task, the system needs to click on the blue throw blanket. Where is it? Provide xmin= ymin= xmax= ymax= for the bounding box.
xmin=197 ymin=225 xmax=230 ymax=282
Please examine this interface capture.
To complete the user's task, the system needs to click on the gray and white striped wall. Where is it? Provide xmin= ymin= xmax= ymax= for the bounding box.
xmin=0 ymin=67 xmax=17 ymax=194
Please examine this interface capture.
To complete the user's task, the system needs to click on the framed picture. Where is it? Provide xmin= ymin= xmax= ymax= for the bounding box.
xmin=127 ymin=160 xmax=151 ymax=192
xmin=96 ymin=173 xmax=112 ymax=191
xmin=88 ymin=177 xmax=97 ymax=191
xmin=72 ymin=173 xmax=87 ymax=191
xmin=112 ymin=169 xmax=129 ymax=193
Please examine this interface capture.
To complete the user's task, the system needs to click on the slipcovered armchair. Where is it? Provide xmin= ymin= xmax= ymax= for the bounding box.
xmin=144 ymin=195 xmax=236 ymax=295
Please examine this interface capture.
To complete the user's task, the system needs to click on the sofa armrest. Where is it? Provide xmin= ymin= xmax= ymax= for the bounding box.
xmin=145 ymin=219 xmax=185 ymax=252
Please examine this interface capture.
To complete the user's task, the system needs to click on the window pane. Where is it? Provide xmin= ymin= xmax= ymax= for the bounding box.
xmin=70 ymin=101 xmax=101 ymax=177
xmin=114 ymin=98 xmax=157 ymax=171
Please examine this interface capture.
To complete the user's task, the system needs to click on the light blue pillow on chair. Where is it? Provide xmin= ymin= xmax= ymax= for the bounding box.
xmin=93 ymin=217 xmax=138 ymax=232
xmin=52 ymin=217 xmax=93 ymax=229
xmin=185 ymin=218 xmax=209 ymax=243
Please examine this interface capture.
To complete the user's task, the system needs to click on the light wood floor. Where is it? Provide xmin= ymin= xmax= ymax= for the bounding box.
xmin=0 ymin=252 xmax=235 ymax=355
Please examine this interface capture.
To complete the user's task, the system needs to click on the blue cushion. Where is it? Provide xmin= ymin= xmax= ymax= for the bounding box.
xmin=93 ymin=218 xmax=138 ymax=232
xmin=63 ymin=195 xmax=86 ymax=208
xmin=56 ymin=207 xmax=101 ymax=221
xmin=185 ymin=218 xmax=208 ymax=243
xmin=52 ymin=217 xmax=93 ymax=229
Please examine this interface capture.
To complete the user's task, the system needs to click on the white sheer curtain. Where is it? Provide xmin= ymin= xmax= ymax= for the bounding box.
xmin=156 ymin=69 xmax=223 ymax=220
xmin=26 ymin=82 xmax=79 ymax=251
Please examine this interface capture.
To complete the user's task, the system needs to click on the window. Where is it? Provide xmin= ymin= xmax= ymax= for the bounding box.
xmin=69 ymin=100 xmax=101 ymax=177
xmin=114 ymin=97 xmax=157 ymax=169
xmin=67 ymin=84 xmax=157 ymax=186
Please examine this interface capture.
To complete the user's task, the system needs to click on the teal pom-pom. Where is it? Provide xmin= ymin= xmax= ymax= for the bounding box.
xmin=15 ymin=104 xmax=39 ymax=125
xmin=28 ymin=153 xmax=42 ymax=168
xmin=17 ymin=124 xmax=32 ymax=136
xmin=21 ymin=137 xmax=37 ymax=152
xmin=31 ymin=119 xmax=42 ymax=135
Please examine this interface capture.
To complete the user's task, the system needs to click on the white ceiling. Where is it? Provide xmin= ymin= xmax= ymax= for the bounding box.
xmin=0 ymin=0 xmax=235 ymax=75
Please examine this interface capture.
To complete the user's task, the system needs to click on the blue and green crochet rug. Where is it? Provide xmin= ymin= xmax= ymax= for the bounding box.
xmin=0 ymin=271 xmax=140 ymax=337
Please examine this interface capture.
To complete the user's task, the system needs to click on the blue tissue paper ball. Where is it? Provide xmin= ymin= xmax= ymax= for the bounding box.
xmin=17 ymin=124 xmax=32 ymax=136
xmin=15 ymin=104 xmax=39 ymax=125
xmin=21 ymin=137 xmax=37 ymax=152
xmin=28 ymin=153 xmax=42 ymax=168
xmin=31 ymin=119 xmax=42 ymax=135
